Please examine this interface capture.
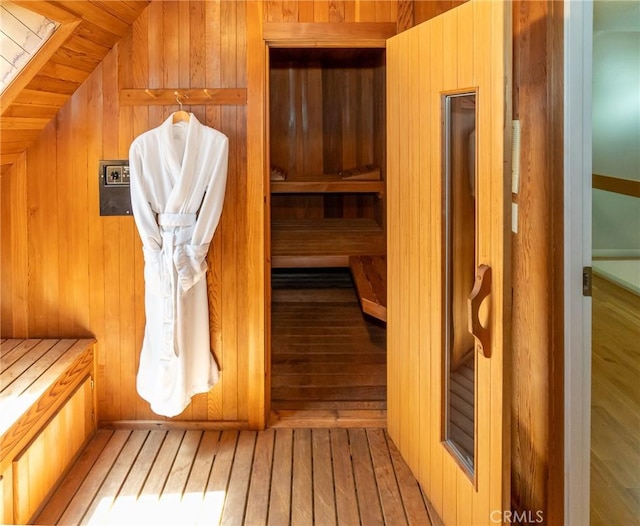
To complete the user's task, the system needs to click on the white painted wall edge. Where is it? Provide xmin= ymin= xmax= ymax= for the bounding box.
xmin=564 ymin=1 xmax=593 ymax=525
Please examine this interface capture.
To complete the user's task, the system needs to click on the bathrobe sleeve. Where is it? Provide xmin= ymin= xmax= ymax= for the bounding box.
xmin=129 ymin=139 xmax=164 ymax=290
xmin=174 ymin=133 xmax=229 ymax=291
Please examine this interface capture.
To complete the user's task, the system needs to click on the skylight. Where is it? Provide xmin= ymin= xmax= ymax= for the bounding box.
xmin=0 ymin=2 xmax=59 ymax=93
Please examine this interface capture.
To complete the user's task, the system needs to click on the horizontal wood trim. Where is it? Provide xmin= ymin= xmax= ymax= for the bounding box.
xmin=99 ymin=420 xmax=250 ymax=430
xmin=119 ymin=88 xmax=248 ymax=106
xmin=272 ymin=254 xmax=351 ymax=268
xmin=271 ymin=179 xmax=384 ymax=194
xmin=269 ymin=410 xmax=386 ymax=428
xmin=263 ymin=22 xmax=396 ymax=46
xmin=0 ymin=20 xmax=81 ymax=114
xmin=12 ymin=1 xmax=86 ymax=25
xmin=593 ymin=173 xmax=640 ymax=199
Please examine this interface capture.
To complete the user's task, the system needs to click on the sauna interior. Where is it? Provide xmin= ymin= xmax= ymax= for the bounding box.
xmin=0 ymin=0 xmax=571 ymax=524
xmin=269 ymin=47 xmax=388 ymax=415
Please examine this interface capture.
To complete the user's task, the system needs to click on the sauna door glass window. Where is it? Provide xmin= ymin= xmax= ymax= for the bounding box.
xmin=443 ymin=92 xmax=477 ymax=477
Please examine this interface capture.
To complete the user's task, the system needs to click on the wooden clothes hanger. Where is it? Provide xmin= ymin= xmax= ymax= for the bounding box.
xmin=172 ymin=91 xmax=190 ymax=123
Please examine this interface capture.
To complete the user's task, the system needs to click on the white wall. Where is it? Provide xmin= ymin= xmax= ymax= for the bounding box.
xmin=592 ymin=28 xmax=640 ymax=256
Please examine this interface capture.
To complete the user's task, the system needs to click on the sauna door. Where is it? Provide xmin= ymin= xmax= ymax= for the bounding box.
xmin=386 ymin=1 xmax=511 ymax=525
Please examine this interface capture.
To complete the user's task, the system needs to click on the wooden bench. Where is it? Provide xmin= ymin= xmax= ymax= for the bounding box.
xmin=271 ymin=218 xmax=385 ymax=268
xmin=0 ymin=338 xmax=96 ymax=524
xmin=349 ymin=255 xmax=387 ymax=322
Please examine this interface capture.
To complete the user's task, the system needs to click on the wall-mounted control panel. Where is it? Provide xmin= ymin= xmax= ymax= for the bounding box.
xmin=99 ymin=160 xmax=132 ymax=216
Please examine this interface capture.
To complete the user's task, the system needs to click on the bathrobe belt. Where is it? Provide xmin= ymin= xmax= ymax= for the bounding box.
xmin=154 ymin=212 xmax=198 ymax=359
xmin=157 ymin=212 xmax=197 ymax=227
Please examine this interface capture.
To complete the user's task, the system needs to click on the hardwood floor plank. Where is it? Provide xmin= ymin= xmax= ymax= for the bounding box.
xmin=38 ymin=426 xmax=433 ymax=525
xmin=271 ymin=285 xmax=387 ymax=413
xmin=57 ymin=430 xmax=131 ymax=525
xmin=183 ymin=431 xmax=221 ymax=522
xmin=387 ymin=432 xmax=432 ymax=525
xmin=271 ymin=400 xmax=387 ymax=411
xmin=331 ymin=428 xmax=360 ymax=526
xmin=312 ymin=428 xmax=337 ymax=526
xmin=220 ymin=430 xmax=257 ymax=526
xmin=106 ymin=430 xmax=167 ymax=525
xmin=349 ymin=428 xmax=385 ymax=525
xmin=78 ymin=430 xmax=148 ymax=525
xmin=245 ymin=428 xmax=275 ymax=526
xmin=268 ymin=429 xmax=293 ymax=526
xmin=367 ymin=428 xmax=409 ymax=525
xmin=134 ymin=430 xmax=185 ymax=525
xmin=591 ymin=276 xmax=640 ymax=526
xmin=158 ymin=430 xmax=203 ymax=525
xmin=292 ymin=429 xmax=314 ymax=526
xmin=34 ymin=429 xmax=114 ymax=525
xmin=198 ymin=430 xmax=238 ymax=526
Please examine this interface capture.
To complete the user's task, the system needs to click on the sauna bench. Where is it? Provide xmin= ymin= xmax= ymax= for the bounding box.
xmin=271 ymin=175 xmax=385 ymax=195
xmin=271 ymin=218 xmax=385 ymax=268
xmin=0 ymin=338 xmax=96 ymax=525
xmin=349 ymin=255 xmax=387 ymax=322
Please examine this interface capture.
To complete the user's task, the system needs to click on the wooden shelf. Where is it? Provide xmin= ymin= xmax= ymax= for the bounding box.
xmin=271 ymin=178 xmax=384 ymax=194
xmin=271 ymin=219 xmax=385 ymax=268
xmin=271 ymin=169 xmax=384 ymax=195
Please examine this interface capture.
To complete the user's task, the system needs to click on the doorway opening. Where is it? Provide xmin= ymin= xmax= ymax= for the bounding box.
xmin=267 ymin=47 xmax=388 ymax=422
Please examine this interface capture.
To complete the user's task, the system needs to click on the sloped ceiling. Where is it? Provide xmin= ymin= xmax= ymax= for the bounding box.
xmin=0 ymin=1 xmax=150 ymax=174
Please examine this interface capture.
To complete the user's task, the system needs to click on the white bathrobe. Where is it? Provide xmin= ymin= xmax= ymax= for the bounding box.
xmin=129 ymin=113 xmax=228 ymax=417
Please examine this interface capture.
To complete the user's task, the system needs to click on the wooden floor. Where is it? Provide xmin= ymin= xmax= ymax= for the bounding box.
xmin=591 ymin=275 xmax=640 ymax=525
xmin=271 ymin=277 xmax=386 ymax=413
xmin=34 ymin=427 xmax=433 ymax=526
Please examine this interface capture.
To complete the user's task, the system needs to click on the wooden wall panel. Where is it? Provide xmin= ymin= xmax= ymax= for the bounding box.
xmin=264 ymin=0 xmax=398 ymax=23
xmin=0 ymin=1 xmax=250 ymax=425
xmin=0 ymin=153 xmax=28 ymax=337
xmin=511 ymin=1 xmax=564 ymax=524
xmin=0 ymin=1 xmax=150 ymax=175
xmin=413 ymin=0 xmax=467 ymax=25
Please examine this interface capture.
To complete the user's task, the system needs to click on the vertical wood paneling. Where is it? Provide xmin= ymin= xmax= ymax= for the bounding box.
xmin=511 ymin=0 xmax=548 ymax=517
xmin=131 ymin=6 xmax=152 ymax=421
xmin=417 ymin=21 xmax=432 ymax=502
xmin=205 ymin=0 xmax=225 ymax=422
xmin=265 ymin=1 xmax=399 ymax=23
xmin=101 ymin=43 xmax=122 ymax=422
xmin=471 ymin=3 xmax=491 ymax=523
xmin=387 ymin=2 xmax=510 ymax=523
xmin=26 ymin=121 xmax=59 ymax=335
xmin=4 ymin=1 xmax=251 ymax=425
xmin=0 ymin=153 xmax=28 ymax=338
xmin=86 ymin=64 xmax=106 ymax=423
xmin=116 ymin=29 xmax=140 ymax=421
xmin=511 ymin=1 xmax=564 ymax=524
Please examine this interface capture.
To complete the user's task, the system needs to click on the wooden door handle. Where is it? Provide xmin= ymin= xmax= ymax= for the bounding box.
xmin=467 ymin=264 xmax=492 ymax=358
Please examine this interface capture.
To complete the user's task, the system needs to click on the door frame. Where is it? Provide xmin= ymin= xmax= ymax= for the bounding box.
xmin=563 ymin=1 xmax=593 ymax=524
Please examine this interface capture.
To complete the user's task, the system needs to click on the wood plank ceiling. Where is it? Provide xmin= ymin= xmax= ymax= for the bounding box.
xmin=0 ymin=1 xmax=150 ymax=175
